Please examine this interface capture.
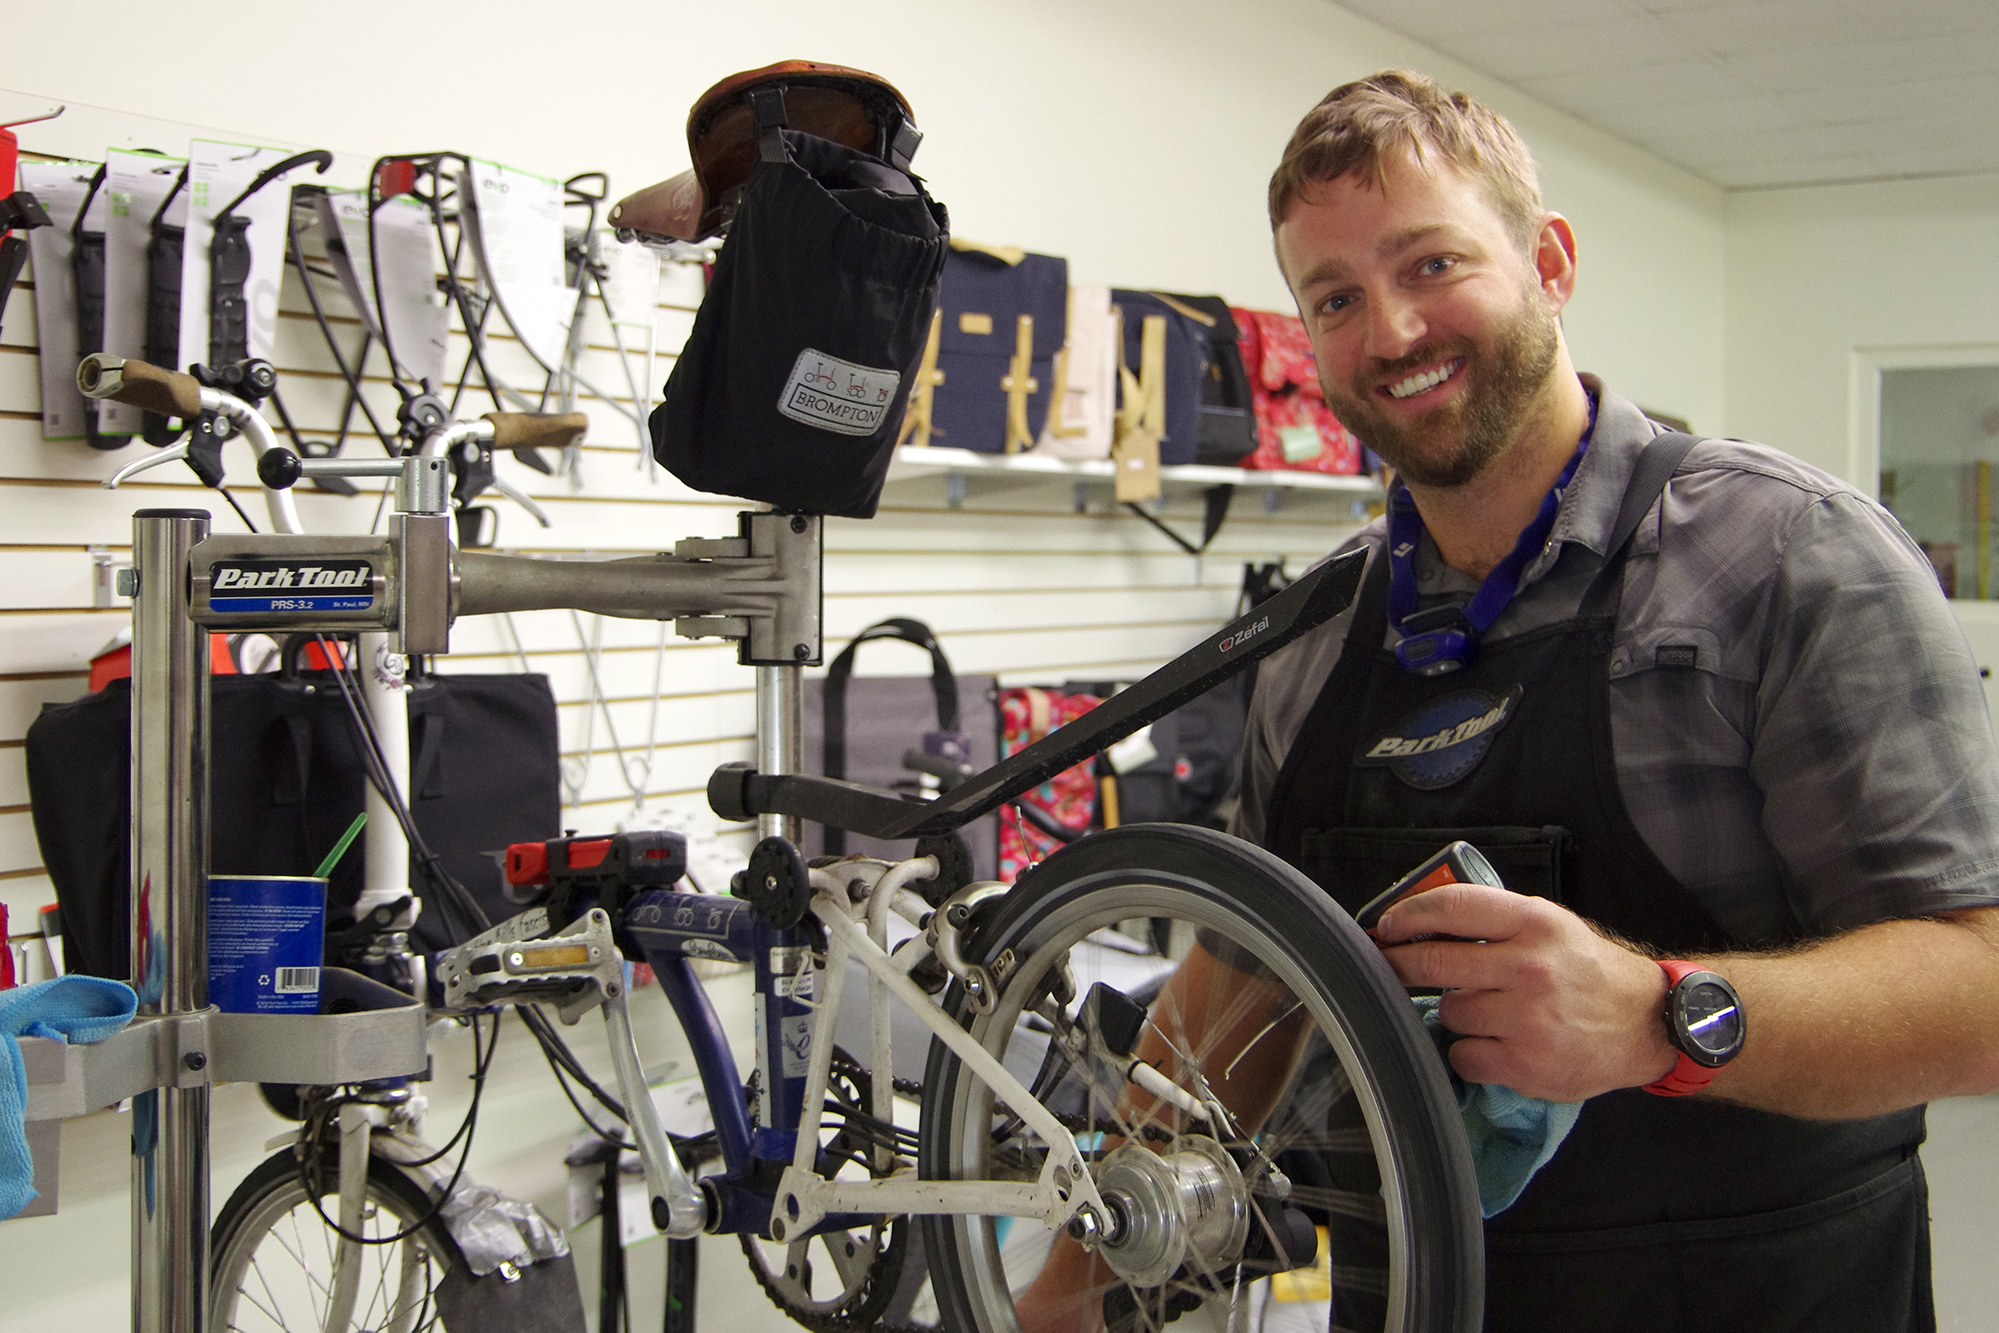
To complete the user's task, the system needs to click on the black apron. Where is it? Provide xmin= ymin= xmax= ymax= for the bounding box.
xmin=1262 ymin=437 xmax=1934 ymax=1332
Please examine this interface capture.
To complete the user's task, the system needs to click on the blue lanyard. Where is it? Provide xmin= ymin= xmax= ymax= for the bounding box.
xmin=1387 ymin=395 xmax=1597 ymax=675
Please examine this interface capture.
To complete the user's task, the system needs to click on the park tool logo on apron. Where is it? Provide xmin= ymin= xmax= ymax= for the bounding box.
xmin=1360 ymin=686 xmax=1522 ymax=790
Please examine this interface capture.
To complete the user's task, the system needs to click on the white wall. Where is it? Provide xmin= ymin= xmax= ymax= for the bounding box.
xmin=1726 ymin=172 xmax=1999 ymax=478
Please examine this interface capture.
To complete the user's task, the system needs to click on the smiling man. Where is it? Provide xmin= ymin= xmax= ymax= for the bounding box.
xmin=1231 ymin=70 xmax=1999 ymax=1330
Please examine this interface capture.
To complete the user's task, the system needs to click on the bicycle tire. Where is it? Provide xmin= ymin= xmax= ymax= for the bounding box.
xmin=916 ymin=823 xmax=1481 ymax=1333
xmin=210 ymin=1147 xmax=462 ymax=1333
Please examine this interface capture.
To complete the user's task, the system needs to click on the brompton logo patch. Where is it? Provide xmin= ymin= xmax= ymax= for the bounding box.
xmin=776 ymin=348 xmax=901 ymax=438
xmin=1359 ymin=686 xmax=1522 ymax=790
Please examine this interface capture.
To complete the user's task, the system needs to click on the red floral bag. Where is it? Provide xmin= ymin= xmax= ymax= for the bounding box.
xmin=1232 ymin=307 xmax=1363 ymax=474
xmin=997 ymin=687 xmax=1100 ymax=881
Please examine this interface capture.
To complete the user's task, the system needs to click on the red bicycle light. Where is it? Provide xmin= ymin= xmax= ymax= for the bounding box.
xmin=505 ymin=841 xmax=550 ymax=885
xmin=376 ymin=158 xmax=419 ymax=199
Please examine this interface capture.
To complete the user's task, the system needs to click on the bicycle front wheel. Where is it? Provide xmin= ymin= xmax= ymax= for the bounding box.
xmin=210 ymin=1148 xmax=461 ymax=1333
xmin=917 ymin=823 xmax=1481 ymax=1333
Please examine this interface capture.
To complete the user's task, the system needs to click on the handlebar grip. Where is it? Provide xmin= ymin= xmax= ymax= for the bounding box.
xmin=76 ymin=355 xmax=203 ymax=419
xmin=483 ymin=411 xmax=588 ymax=452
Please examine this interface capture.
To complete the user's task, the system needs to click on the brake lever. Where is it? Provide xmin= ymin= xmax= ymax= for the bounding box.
xmin=104 ymin=439 xmax=194 ymax=488
xmin=488 ymin=474 xmax=552 ymax=528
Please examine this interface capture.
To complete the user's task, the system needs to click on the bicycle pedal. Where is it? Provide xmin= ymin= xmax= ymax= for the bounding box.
xmin=437 ymin=909 xmax=622 ymax=1017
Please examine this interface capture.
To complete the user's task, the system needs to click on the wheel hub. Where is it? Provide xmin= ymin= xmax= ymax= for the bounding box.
xmin=1094 ymin=1136 xmax=1249 ymax=1287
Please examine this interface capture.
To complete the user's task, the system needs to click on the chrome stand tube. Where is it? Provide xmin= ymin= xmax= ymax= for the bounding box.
xmin=755 ymin=665 xmax=802 ymax=844
xmin=129 ymin=508 xmax=211 ymax=1333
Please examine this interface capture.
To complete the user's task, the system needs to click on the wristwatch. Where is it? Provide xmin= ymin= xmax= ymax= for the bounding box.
xmin=1642 ymin=960 xmax=1745 ymax=1097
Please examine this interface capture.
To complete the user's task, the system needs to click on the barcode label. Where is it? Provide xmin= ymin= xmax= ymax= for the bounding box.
xmin=275 ymin=966 xmax=320 ymax=994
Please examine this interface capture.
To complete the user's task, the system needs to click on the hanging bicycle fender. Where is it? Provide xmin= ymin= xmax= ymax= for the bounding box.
xmin=69 ymin=165 xmax=118 ymax=450
xmin=143 ymin=166 xmax=189 ymax=445
xmin=208 ymin=149 xmax=332 ymax=367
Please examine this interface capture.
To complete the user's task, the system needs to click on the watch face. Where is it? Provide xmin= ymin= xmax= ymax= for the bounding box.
xmin=1677 ymin=978 xmax=1743 ymax=1064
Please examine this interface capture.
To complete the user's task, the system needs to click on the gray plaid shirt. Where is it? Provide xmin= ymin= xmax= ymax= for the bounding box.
xmin=1234 ymin=378 xmax=1999 ymax=945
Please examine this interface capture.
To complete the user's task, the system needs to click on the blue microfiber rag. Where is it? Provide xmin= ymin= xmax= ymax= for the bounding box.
xmin=1 ymin=975 xmax=138 ymax=1219
xmin=1413 ymin=995 xmax=1582 ymax=1219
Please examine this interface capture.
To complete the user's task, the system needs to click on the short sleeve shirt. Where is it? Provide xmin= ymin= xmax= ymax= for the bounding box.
xmin=1233 ymin=378 xmax=1999 ymax=945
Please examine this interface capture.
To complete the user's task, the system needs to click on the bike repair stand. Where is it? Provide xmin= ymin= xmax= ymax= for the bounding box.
xmin=20 ymin=443 xmax=822 ymax=1331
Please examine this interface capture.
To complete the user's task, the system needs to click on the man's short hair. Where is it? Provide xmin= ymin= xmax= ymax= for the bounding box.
xmin=1268 ymin=70 xmax=1543 ymax=247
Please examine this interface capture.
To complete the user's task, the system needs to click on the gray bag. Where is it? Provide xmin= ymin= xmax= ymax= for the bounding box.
xmin=802 ymin=618 xmax=998 ymax=879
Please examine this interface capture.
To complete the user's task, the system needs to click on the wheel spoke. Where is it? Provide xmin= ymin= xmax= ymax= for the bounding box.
xmin=915 ymin=827 xmax=1482 ymax=1333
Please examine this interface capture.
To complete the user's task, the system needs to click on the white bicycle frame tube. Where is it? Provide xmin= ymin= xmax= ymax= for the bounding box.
xmin=773 ymin=886 xmax=1106 ymax=1238
xmin=358 ymin=632 xmax=411 ymax=909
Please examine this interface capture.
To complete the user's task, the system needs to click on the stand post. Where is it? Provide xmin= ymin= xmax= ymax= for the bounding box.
xmin=755 ymin=665 xmax=801 ymax=845
xmin=129 ymin=508 xmax=211 ymax=1333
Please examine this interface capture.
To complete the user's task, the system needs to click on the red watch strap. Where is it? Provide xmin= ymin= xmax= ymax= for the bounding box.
xmin=1644 ymin=959 xmax=1717 ymax=1098
xmin=1645 ymin=1051 xmax=1716 ymax=1097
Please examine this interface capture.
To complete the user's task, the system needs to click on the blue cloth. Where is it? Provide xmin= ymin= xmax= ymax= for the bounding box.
xmin=1414 ymin=995 xmax=1583 ymax=1219
xmin=1 ymin=976 xmax=138 ymax=1218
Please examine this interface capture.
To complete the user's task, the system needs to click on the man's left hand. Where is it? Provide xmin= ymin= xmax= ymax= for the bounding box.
xmin=1374 ymin=884 xmax=1677 ymax=1101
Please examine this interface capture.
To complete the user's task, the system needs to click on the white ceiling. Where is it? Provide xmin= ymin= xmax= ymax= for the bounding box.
xmin=1332 ymin=0 xmax=1999 ymax=189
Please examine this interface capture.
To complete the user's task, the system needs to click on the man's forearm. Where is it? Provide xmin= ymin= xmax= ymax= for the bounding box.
xmin=1694 ymin=906 xmax=1999 ymax=1119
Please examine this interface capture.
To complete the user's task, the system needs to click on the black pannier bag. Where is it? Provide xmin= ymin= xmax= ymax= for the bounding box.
xmin=1161 ymin=292 xmax=1259 ymax=466
xmin=651 ymin=117 xmax=949 ymax=519
xmin=26 ymin=665 xmax=561 ymax=980
xmin=802 ymin=617 xmax=999 ymax=880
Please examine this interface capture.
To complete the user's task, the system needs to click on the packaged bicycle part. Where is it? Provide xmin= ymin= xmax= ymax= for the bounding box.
xmin=18 ymin=160 xmax=100 ymax=442
xmin=68 ymin=164 xmax=116 ymax=449
xmin=142 ymin=165 xmax=189 ymax=443
xmin=101 ymin=150 xmax=185 ymax=437
xmin=460 ymin=158 xmax=575 ymax=369
xmin=314 ymin=188 xmax=451 ymax=387
xmin=207 ymin=150 xmax=331 ymax=367
xmin=651 ymin=70 xmax=948 ymax=519
xmin=178 ymin=142 xmax=325 ymax=376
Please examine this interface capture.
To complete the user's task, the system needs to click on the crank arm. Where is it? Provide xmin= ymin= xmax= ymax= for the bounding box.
xmin=602 ymin=981 xmax=707 ymax=1238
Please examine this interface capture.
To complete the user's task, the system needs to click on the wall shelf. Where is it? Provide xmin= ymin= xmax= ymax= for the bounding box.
xmin=886 ymin=445 xmax=1382 ymax=512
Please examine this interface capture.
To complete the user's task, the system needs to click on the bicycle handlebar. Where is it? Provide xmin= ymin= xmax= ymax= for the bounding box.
xmin=483 ymin=411 xmax=588 ymax=453
xmin=76 ymin=354 xmax=203 ymax=419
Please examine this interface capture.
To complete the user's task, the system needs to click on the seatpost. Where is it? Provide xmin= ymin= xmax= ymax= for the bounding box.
xmin=755 ymin=664 xmax=801 ymax=845
xmin=129 ymin=508 xmax=211 ymax=1333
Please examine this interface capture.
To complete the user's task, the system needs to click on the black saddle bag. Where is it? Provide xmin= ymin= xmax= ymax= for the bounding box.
xmin=652 ymin=125 xmax=949 ymax=518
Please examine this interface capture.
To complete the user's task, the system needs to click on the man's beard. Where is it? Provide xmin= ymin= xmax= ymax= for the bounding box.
xmin=1321 ymin=292 xmax=1561 ymax=490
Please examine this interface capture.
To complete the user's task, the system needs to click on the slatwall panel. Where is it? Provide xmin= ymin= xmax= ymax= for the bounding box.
xmin=0 ymin=154 xmax=1371 ymax=963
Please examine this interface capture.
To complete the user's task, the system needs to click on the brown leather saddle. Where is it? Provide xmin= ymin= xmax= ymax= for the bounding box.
xmin=609 ymin=59 xmax=922 ymax=244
